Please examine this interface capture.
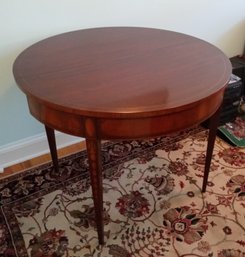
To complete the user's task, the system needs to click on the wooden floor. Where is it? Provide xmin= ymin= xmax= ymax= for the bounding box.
xmin=1 ymin=141 xmax=86 ymax=179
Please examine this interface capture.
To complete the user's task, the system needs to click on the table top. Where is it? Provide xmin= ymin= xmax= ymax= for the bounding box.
xmin=13 ymin=27 xmax=231 ymax=119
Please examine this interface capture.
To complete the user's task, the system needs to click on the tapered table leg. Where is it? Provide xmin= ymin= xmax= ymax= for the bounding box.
xmin=202 ymin=106 xmax=221 ymax=192
xmin=86 ymin=138 xmax=104 ymax=245
xmin=45 ymin=125 xmax=59 ymax=173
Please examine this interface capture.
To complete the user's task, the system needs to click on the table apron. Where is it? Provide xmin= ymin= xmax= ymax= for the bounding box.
xmin=98 ymin=95 xmax=223 ymax=139
xmin=27 ymin=91 xmax=224 ymax=140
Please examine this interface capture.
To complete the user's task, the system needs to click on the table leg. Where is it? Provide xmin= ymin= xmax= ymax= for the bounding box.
xmin=45 ymin=125 xmax=59 ymax=173
xmin=86 ymin=138 xmax=104 ymax=245
xmin=202 ymin=106 xmax=221 ymax=192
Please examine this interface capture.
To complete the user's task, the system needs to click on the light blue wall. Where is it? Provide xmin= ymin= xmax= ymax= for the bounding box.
xmin=1 ymin=0 xmax=245 ymax=146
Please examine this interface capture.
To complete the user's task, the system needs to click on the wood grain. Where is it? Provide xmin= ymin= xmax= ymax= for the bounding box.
xmin=13 ymin=27 xmax=231 ymax=119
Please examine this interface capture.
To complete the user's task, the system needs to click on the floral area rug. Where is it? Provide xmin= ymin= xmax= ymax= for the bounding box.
xmin=1 ymin=127 xmax=245 ymax=257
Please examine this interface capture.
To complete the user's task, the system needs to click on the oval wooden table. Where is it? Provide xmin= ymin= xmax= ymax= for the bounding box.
xmin=13 ymin=27 xmax=231 ymax=245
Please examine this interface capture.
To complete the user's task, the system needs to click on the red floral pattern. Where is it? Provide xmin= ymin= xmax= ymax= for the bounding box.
xmin=218 ymin=148 xmax=245 ymax=166
xmin=116 ymin=191 xmax=150 ymax=218
xmin=163 ymin=206 xmax=207 ymax=244
xmin=28 ymin=229 xmax=68 ymax=257
xmin=226 ymin=175 xmax=245 ymax=200
xmin=168 ymin=161 xmax=188 ymax=176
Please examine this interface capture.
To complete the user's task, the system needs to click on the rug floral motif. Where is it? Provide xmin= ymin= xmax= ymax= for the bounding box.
xmin=0 ymin=127 xmax=245 ymax=257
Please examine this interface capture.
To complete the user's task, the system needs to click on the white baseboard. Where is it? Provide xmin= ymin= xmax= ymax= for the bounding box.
xmin=0 ymin=132 xmax=83 ymax=172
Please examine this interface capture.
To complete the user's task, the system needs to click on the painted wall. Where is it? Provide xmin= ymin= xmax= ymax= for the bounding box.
xmin=0 ymin=0 xmax=245 ymax=146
